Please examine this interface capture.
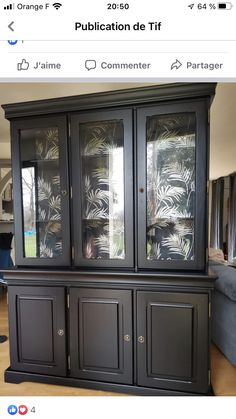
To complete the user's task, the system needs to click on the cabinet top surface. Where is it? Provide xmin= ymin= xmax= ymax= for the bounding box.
xmin=1 ymin=269 xmax=217 ymax=293
xmin=2 ymin=267 xmax=217 ymax=283
xmin=2 ymin=83 xmax=216 ymax=119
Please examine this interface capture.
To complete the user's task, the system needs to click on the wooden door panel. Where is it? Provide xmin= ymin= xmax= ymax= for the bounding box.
xmin=18 ymin=297 xmax=54 ymax=364
xmin=70 ymin=288 xmax=133 ymax=384
xmin=137 ymin=101 xmax=207 ymax=271
xmin=82 ymin=301 xmax=119 ymax=370
xmin=71 ymin=109 xmax=134 ymax=269
xmin=147 ymin=302 xmax=193 ymax=379
xmin=11 ymin=116 xmax=70 ymax=267
xmin=137 ymin=291 xmax=209 ymax=393
xmin=8 ymin=286 xmax=67 ymax=376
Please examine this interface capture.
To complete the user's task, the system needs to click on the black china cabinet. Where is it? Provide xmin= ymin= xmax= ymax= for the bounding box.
xmin=2 ymin=83 xmax=217 ymax=395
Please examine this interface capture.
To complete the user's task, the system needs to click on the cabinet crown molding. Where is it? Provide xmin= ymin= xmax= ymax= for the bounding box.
xmin=2 ymin=83 xmax=216 ymax=120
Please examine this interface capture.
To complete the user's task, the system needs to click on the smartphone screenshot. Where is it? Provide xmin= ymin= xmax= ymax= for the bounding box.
xmin=0 ymin=1 xmax=235 ymax=418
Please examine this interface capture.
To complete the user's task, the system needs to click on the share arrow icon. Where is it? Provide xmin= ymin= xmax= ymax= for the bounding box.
xmin=170 ymin=59 xmax=182 ymax=70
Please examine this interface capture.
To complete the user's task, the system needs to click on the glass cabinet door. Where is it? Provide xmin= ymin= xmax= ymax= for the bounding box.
xmin=12 ymin=116 xmax=70 ymax=266
xmin=71 ymin=110 xmax=134 ymax=268
xmin=137 ymin=102 xmax=207 ymax=270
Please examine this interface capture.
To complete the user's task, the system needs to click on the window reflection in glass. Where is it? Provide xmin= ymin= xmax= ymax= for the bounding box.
xmin=20 ymin=127 xmax=62 ymax=258
xmin=80 ymin=119 xmax=125 ymax=260
xmin=22 ymin=167 xmax=36 ymax=257
xmin=0 ymin=166 xmax=13 ymax=221
xmin=146 ymin=113 xmax=196 ymax=261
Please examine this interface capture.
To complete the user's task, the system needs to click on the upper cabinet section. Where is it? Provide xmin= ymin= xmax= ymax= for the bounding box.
xmin=71 ymin=110 xmax=134 ymax=268
xmin=137 ymin=101 xmax=207 ymax=270
xmin=11 ymin=116 xmax=70 ymax=266
xmin=3 ymin=83 xmax=216 ymax=270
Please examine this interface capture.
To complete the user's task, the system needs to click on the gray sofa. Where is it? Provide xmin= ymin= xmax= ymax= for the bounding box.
xmin=210 ymin=260 xmax=236 ymax=367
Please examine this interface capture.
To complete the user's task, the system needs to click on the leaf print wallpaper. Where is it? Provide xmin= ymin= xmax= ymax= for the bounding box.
xmin=19 ymin=114 xmax=195 ymax=263
xmin=20 ymin=127 xmax=62 ymax=258
xmin=80 ymin=119 xmax=125 ymax=260
xmin=146 ymin=113 xmax=196 ymax=261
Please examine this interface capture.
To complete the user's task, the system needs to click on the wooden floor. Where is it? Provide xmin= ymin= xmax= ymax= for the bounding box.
xmin=1 ymin=290 xmax=236 ymax=396
xmin=211 ymin=344 xmax=236 ymax=395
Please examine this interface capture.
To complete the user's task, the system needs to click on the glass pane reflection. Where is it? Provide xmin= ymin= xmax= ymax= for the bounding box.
xmin=20 ymin=127 xmax=62 ymax=258
xmin=80 ymin=119 xmax=125 ymax=260
xmin=146 ymin=113 xmax=196 ymax=261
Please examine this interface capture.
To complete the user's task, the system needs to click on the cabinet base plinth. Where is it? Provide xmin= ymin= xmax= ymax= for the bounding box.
xmin=4 ymin=367 xmax=212 ymax=396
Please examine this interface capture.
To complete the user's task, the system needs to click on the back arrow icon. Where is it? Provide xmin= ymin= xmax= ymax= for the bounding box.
xmin=8 ymin=21 xmax=14 ymax=32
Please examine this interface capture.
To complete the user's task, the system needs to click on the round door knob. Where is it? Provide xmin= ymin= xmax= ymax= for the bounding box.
xmin=124 ymin=334 xmax=131 ymax=342
xmin=61 ymin=190 xmax=67 ymax=196
xmin=138 ymin=335 xmax=145 ymax=343
xmin=139 ymin=187 xmax=144 ymax=193
xmin=57 ymin=329 xmax=64 ymax=336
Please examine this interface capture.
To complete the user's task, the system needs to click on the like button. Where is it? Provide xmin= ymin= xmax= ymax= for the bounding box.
xmin=17 ymin=59 xmax=30 ymax=71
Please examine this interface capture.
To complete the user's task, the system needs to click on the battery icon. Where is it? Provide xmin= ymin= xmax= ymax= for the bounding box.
xmin=218 ymin=2 xmax=233 ymax=9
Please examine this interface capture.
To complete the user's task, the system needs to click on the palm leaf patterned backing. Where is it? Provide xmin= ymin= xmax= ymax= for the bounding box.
xmin=36 ymin=128 xmax=59 ymax=160
xmin=80 ymin=120 xmax=125 ymax=260
xmin=146 ymin=113 xmax=196 ymax=261
xmin=21 ymin=127 xmax=62 ymax=258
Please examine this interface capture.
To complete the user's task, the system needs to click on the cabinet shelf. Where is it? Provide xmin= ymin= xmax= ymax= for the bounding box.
xmin=22 ymin=158 xmax=59 ymax=164
xmin=82 ymin=218 xmax=114 ymax=221
xmin=148 ymin=217 xmax=195 ymax=221
xmin=34 ymin=219 xmax=61 ymax=223
xmin=81 ymin=154 xmax=109 ymax=158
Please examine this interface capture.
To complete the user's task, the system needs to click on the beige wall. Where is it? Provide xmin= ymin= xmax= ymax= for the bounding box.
xmin=210 ymin=83 xmax=236 ymax=180
xmin=0 ymin=143 xmax=11 ymax=159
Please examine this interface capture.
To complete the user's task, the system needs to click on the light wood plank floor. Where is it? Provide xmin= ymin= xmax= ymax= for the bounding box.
xmin=1 ymin=290 xmax=236 ymax=396
xmin=211 ymin=344 xmax=236 ymax=395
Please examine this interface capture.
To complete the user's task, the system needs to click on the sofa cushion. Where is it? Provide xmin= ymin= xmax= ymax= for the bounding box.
xmin=209 ymin=260 xmax=236 ymax=302
xmin=209 ymin=247 xmax=225 ymax=263
xmin=212 ymin=289 xmax=236 ymax=367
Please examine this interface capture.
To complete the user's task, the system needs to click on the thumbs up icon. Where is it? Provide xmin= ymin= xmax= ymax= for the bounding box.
xmin=17 ymin=58 xmax=30 ymax=71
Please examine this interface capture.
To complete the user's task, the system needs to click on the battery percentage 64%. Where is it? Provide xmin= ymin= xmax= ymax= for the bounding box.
xmin=188 ymin=3 xmax=233 ymax=9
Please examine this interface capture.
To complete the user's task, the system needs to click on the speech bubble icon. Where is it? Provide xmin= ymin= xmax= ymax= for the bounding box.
xmin=85 ymin=60 xmax=97 ymax=71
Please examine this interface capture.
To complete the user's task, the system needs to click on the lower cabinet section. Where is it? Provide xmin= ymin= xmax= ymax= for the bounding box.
xmin=6 ymin=284 xmax=211 ymax=395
